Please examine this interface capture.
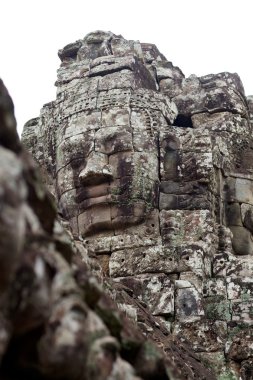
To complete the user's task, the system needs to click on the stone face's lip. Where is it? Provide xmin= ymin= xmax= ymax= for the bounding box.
xmin=75 ymin=183 xmax=111 ymax=202
xmin=79 ymin=194 xmax=113 ymax=210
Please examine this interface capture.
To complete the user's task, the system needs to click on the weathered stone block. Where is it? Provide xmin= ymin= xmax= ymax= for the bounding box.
xmin=192 ymin=112 xmax=249 ymax=135
xmin=230 ymin=226 xmax=253 ymax=255
xmin=235 ymin=178 xmax=253 ymax=204
xmin=109 ymin=151 xmax=158 ymax=181
xmin=62 ymin=111 xmax=101 ymax=139
xmin=241 ymin=203 xmax=253 ymax=233
xmin=225 ymin=202 xmax=242 ymax=226
xmin=78 ymin=205 xmax=112 ymax=237
xmin=97 ymin=88 xmax=131 ymax=109
xmin=109 ymin=245 xmax=177 ymax=277
xmin=56 ymin=164 xmax=76 ymax=195
xmin=56 ymin=132 xmax=94 ymax=172
xmin=175 ymin=287 xmax=204 ymax=322
xmin=159 ymin=77 xmax=183 ymax=98
xmin=211 ymin=253 xmax=229 ymax=277
xmin=159 ymin=129 xmax=214 ymax=184
xmin=159 ymin=193 xmax=178 ymax=209
xmin=231 ymin=300 xmax=253 ymax=322
xmin=179 ymin=272 xmax=203 ymax=293
xmin=132 ymin=127 xmax=159 ymax=155
xmin=173 ymin=72 xmax=247 ymax=117
xmin=160 ymin=209 xmax=215 ymax=247
xmin=228 ymin=329 xmax=253 ymax=361
xmin=225 ymin=177 xmax=253 ymax=205
xmin=85 ymin=236 xmax=112 ymax=255
xmin=114 ymin=274 xmax=175 ymax=317
xmin=110 ymin=234 xmax=156 ymax=252
xmin=160 ymin=149 xmax=180 ymax=181
xmin=173 ymin=321 xmax=227 ymax=352
xmin=203 ymin=298 xmax=231 ymax=321
xmin=160 ymin=180 xmax=209 ymax=195
xmin=101 ymin=108 xmax=130 ymax=128
xmin=198 ymin=351 xmax=229 ymax=380
xmin=113 ymin=209 xmax=160 ymax=238
xmin=111 ymin=38 xmax=143 ymax=58
xmin=89 ymin=56 xmax=136 ymax=77
xmin=227 ymin=277 xmax=253 ymax=300
xmin=226 ymin=255 xmax=253 ymax=278
xmin=159 ymin=192 xmax=212 ymax=211
xmin=203 ymin=279 xmax=227 ymax=298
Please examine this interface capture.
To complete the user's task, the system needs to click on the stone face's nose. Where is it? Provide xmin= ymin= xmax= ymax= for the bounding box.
xmin=79 ymin=152 xmax=113 ymax=185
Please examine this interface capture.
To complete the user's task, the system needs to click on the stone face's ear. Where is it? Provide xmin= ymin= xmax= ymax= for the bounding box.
xmin=159 ymin=135 xmax=181 ymax=183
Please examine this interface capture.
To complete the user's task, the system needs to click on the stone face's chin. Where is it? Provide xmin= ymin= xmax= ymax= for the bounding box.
xmin=76 ymin=190 xmax=151 ymax=237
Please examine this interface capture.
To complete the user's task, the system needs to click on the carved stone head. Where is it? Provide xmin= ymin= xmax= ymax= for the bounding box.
xmin=55 ymin=90 xmax=174 ymax=238
xmin=33 ymin=32 xmax=178 ymax=241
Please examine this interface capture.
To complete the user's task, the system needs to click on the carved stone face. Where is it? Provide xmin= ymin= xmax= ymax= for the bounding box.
xmin=56 ymin=106 xmax=161 ymax=238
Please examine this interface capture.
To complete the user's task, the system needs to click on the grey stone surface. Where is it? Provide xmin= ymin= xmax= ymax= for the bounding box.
xmin=21 ymin=30 xmax=253 ymax=379
xmin=0 ymin=78 xmax=217 ymax=380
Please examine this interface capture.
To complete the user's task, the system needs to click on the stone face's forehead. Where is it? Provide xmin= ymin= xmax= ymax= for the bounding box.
xmin=94 ymin=127 xmax=133 ymax=155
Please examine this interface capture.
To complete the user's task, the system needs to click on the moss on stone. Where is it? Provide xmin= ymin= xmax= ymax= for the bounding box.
xmin=205 ymin=300 xmax=231 ymax=321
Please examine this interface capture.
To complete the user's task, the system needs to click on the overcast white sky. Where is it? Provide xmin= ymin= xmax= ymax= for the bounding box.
xmin=1 ymin=0 xmax=253 ymax=134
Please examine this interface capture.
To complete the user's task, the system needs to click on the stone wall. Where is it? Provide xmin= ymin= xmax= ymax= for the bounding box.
xmin=0 ymin=78 xmax=219 ymax=380
xmin=22 ymin=31 xmax=253 ymax=379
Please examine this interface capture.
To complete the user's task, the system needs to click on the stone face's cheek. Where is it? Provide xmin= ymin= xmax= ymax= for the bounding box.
xmin=109 ymin=152 xmax=135 ymax=179
xmin=109 ymin=152 xmax=159 ymax=210
xmin=61 ymin=111 xmax=101 ymax=140
xmin=56 ymin=132 xmax=94 ymax=172
xmin=109 ymin=151 xmax=159 ymax=181
xmin=57 ymin=165 xmax=76 ymax=196
xmin=58 ymin=189 xmax=78 ymax=219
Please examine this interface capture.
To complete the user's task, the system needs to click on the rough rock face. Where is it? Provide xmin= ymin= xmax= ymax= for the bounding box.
xmin=22 ymin=30 xmax=253 ymax=379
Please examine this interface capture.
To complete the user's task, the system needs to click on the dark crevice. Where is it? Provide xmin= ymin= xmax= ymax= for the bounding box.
xmin=173 ymin=114 xmax=193 ymax=128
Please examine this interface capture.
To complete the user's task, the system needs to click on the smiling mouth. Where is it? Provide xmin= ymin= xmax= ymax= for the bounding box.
xmin=78 ymin=194 xmax=113 ymax=210
xmin=75 ymin=181 xmax=110 ymax=201
xmin=75 ymin=178 xmax=133 ymax=211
